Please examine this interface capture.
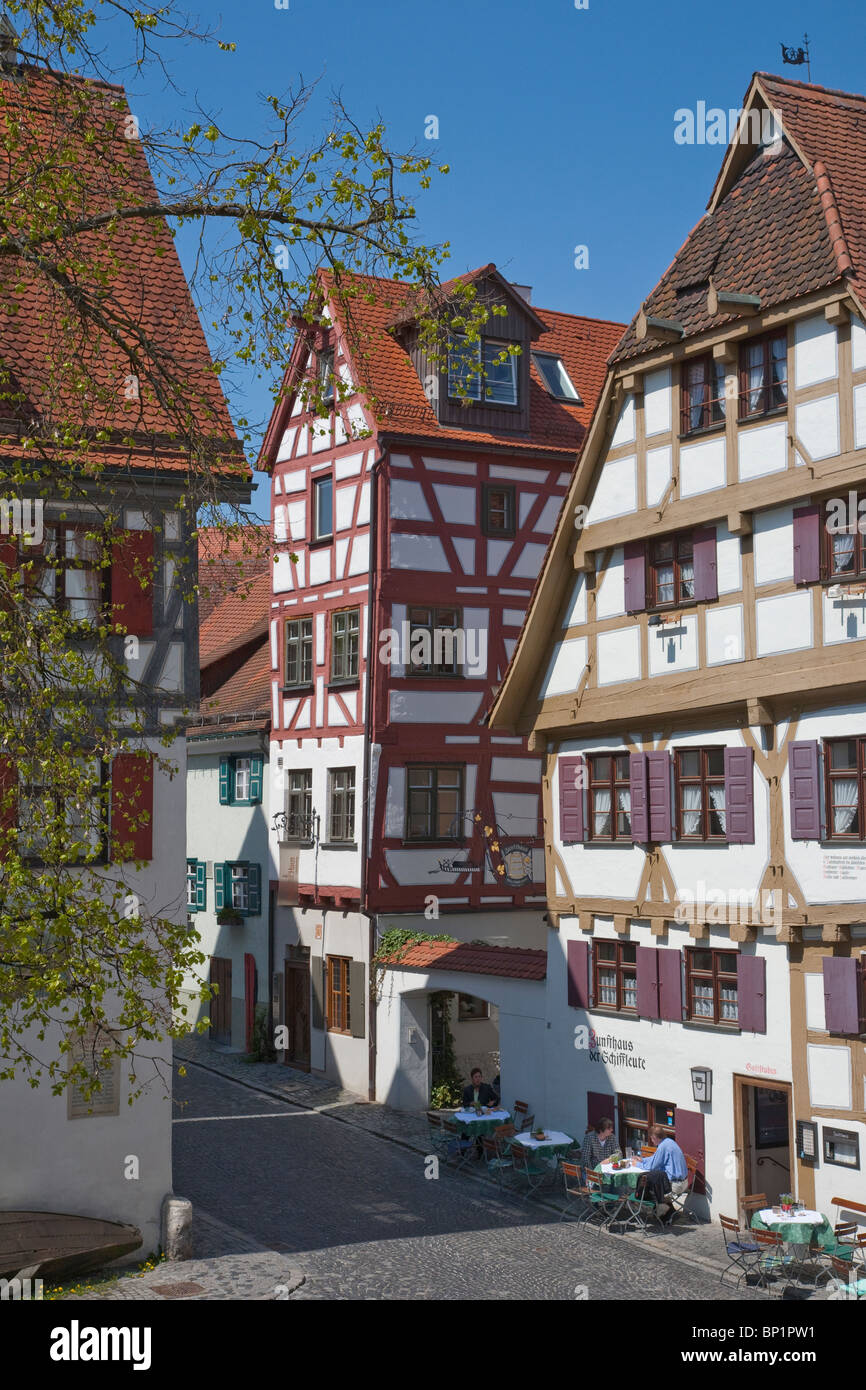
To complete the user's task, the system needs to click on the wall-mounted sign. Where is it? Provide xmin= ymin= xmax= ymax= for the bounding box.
xmin=586 ymin=1030 xmax=646 ymax=1071
xmin=498 ymin=842 xmax=534 ymax=886
xmin=430 ymin=858 xmax=484 ymax=874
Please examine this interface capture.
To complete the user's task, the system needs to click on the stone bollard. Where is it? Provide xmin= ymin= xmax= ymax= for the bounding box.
xmin=161 ymin=1194 xmax=193 ymax=1261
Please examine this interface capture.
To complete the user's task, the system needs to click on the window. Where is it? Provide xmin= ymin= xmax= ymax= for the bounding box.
xmin=675 ymin=747 xmax=726 ymax=840
xmin=680 ymin=356 xmax=726 ymax=435
xmin=406 ymin=765 xmax=463 ymax=840
xmin=619 ymin=1095 xmax=676 ymax=1154
xmin=219 ymin=755 xmax=263 ymax=807
xmin=587 ymin=753 xmax=631 ymax=840
xmin=317 ymin=348 xmax=335 ymax=404
xmin=447 ymin=336 xmax=518 ymax=405
xmin=739 ymin=333 xmax=787 ymax=420
xmin=685 ymin=947 xmax=739 ymax=1024
xmin=649 ymin=532 xmax=694 ymax=608
xmin=285 ymin=617 xmax=313 ymax=687
xmin=824 ymin=737 xmax=866 ymax=838
xmin=824 ymin=495 xmax=866 ymax=580
xmin=328 ymin=768 xmax=355 ymax=843
xmin=313 ymin=475 xmax=333 ymax=541
xmin=458 ymin=994 xmax=490 ymax=1021
xmin=186 ymin=859 xmax=206 ymax=912
xmin=19 ymin=756 xmax=105 ymax=862
xmin=330 ymin=608 xmax=360 ymax=683
xmin=32 ymin=523 xmax=103 ymax=624
xmin=532 ymin=352 xmax=582 ymax=402
xmin=284 ymin=769 xmax=313 ymax=840
xmin=593 ymin=940 xmax=637 ymax=1011
xmin=214 ymin=861 xmax=262 ymax=916
xmin=482 ymin=483 xmax=515 ymax=538
xmin=327 ymin=955 xmax=352 ymax=1034
xmin=407 ymin=606 xmax=461 ymax=677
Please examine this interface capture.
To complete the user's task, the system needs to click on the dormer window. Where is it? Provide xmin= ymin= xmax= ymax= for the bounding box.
xmin=532 ymin=352 xmax=582 ymax=403
xmin=738 ymin=332 xmax=787 ymax=421
xmin=447 ymin=335 xmax=518 ymax=406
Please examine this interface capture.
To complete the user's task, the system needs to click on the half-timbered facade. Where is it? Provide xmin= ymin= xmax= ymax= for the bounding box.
xmin=259 ymin=266 xmax=622 ymax=1095
xmin=490 ymin=74 xmax=866 ymax=1221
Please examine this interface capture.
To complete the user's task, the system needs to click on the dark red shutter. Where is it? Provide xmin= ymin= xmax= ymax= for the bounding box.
xmin=793 ymin=504 xmax=821 ymax=585
xmin=823 ymin=956 xmax=860 ymax=1035
xmin=559 ymin=756 xmax=585 ymax=843
xmin=789 ymin=740 xmax=822 ymax=840
xmin=623 ymin=540 xmax=646 ymax=613
xmin=636 ymin=946 xmax=660 ymax=1018
xmin=725 ymin=746 xmax=754 ymax=843
xmin=658 ymin=949 xmax=683 ymax=1022
xmin=111 ymin=751 xmax=154 ymax=861
xmin=0 ymin=754 xmax=17 ymax=855
xmin=111 ymin=530 xmax=155 ymax=638
xmin=567 ymin=939 xmax=590 ymax=1009
xmin=692 ymin=526 xmax=718 ymax=602
xmin=587 ymin=1090 xmax=616 ymax=1131
xmin=675 ymin=1107 xmax=706 ymax=1194
xmin=737 ymin=954 xmax=766 ymax=1033
xmin=629 ymin=752 xmax=649 ymax=841
xmin=647 ymin=751 xmax=672 ymax=841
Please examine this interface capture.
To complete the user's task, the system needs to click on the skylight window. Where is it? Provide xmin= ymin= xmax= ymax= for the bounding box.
xmin=532 ymin=352 xmax=582 ymax=403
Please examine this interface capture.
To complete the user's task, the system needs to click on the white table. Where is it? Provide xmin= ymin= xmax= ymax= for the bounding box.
xmin=452 ymin=1108 xmax=511 ymax=1126
xmin=513 ymin=1130 xmax=573 ymax=1152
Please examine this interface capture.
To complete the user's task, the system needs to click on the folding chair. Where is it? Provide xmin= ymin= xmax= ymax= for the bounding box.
xmin=518 ymin=1113 xmax=536 ymax=1134
xmin=742 ymin=1192 xmax=768 ymax=1221
xmin=512 ymin=1100 xmax=530 ymax=1127
xmin=481 ymin=1135 xmax=513 ymax=1189
xmin=719 ymin=1215 xmax=761 ymax=1289
xmin=425 ymin=1111 xmax=450 ymax=1161
xmin=441 ymin=1117 xmax=474 ymax=1170
xmin=752 ymin=1229 xmax=795 ymax=1296
xmin=510 ymin=1138 xmax=556 ymax=1196
xmin=621 ymin=1181 xmax=664 ymax=1236
xmin=640 ymin=1145 xmax=656 ymax=1158
xmin=827 ymin=1256 xmax=866 ymax=1300
xmin=584 ymin=1169 xmax=623 ymax=1230
xmin=558 ymin=1162 xmax=589 ymax=1222
xmin=667 ymin=1154 xmax=700 ymax=1225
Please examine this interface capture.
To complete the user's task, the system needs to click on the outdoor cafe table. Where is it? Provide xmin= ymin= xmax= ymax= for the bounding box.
xmin=750 ymin=1207 xmax=835 ymax=1252
xmin=596 ymin=1160 xmax=644 ymax=1193
xmin=512 ymin=1130 xmax=573 ymax=1157
xmin=451 ymin=1108 xmax=511 ymax=1136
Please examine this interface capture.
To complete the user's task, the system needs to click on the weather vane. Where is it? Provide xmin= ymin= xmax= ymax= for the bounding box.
xmin=780 ymin=33 xmax=811 ymax=83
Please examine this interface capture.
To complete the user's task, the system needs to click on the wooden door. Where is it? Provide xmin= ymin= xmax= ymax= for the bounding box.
xmin=209 ymin=956 xmax=232 ymax=1046
xmin=733 ymin=1076 xmax=793 ymax=1219
xmin=285 ymin=964 xmax=310 ymax=1070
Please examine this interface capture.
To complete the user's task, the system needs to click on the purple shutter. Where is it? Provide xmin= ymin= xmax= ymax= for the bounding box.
xmin=725 ymin=746 xmax=755 ymax=843
xmin=636 ymin=946 xmax=660 ymax=1019
xmin=629 ymin=753 xmax=649 ymax=842
xmin=658 ymin=949 xmax=683 ymax=1022
xmin=587 ymin=1090 xmax=616 ymax=1131
xmin=567 ymin=939 xmax=590 ymax=1009
xmin=675 ymin=1108 xmax=706 ymax=1194
xmin=559 ymin=756 xmax=585 ymax=842
xmin=823 ymin=957 xmax=860 ymax=1035
xmin=692 ymin=526 xmax=718 ymax=602
xmin=737 ymin=954 xmax=767 ymax=1033
xmin=647 ymin=750 xmax=672 ymax=841
xmin=789 ymin=740 xmax=822 ymax=840
xmin=623 ymin=540 xmax=646 ymax=613
xmin=793 ymin=504 xmax=821 ymax=585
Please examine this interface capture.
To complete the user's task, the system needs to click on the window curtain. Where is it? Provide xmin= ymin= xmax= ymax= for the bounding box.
xmin=682 ymin=784 xmax=701 ymax=835
xmin=593 ymin=788 xmax=611 ymax=836
xmin=832 ymin=779 xmax=858 ymax=833
xmin=708 ymin=784 xmax=726 ymax=834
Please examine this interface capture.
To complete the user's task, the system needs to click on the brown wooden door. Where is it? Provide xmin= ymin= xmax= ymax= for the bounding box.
xmin=209 ymin=956 xmax=232 ymax=1046
xmin=285 ymin=964 xmax=310 ymax=1070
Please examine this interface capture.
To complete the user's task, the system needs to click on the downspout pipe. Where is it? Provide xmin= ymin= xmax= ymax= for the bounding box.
xmin=363 ymin=443 xmax=386 ymax=1100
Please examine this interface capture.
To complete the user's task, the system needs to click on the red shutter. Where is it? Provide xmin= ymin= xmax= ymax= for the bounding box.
xmin=823 ymin=956 xmax=860 ymax=1035
xmin=0 ymin=754 xmax=17 ymax=855
xmin=111 ymin=751 xmax=154 ymax=861
xmin=658 ymin=949 xmax=683 ymax=1022
xmin=587 ymin=1090 xmax=616 ymax=1131
xmin=559 ymin=756 xmax=585 ymax=843
xmin=647 ymin=750 xmax=672 ymax=841
xmin=623 ymin=541 xmax=646 ymax=613
xmin=110 ymin=531 xmax=155 ymax=638
xmin=567 ymin=939 xmax=590 ymax=1009
xmin=675 ymin=1107 xmax=706 ymax=1194
xmin=737 ymin=954 xmax=766 ymax=1033
xmin=793 ymin=504 xmax=821 ymax=585
xmin=636 ymin=946 xmax=660 ymax=1018
xmin=789 ymin=740 xmax=822 ymax=840
xmin=692 ymin=526 xmax=718 ymax=602
xmin=724 ymin=746 xmax=754 ymax=843
xmin=629 ymin=752 xmax=649 ymax=842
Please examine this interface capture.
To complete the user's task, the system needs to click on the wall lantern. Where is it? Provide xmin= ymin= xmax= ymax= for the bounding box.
xmin=690 ymin=1066 xmax=712 ymax=1103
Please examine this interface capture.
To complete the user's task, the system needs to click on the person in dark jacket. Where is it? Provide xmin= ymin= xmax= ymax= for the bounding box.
xmin=461 ymin=1068 xmax=500 ymax=1109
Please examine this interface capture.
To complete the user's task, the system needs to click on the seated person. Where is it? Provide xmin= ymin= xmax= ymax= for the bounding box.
xmin=461 ymin=1068 xmax=500 ymax=1110
xmin=637 ymin=1125 xmax=688 ymax=1221
xmin=581 ymin=1117 xmax=619 ymax=1170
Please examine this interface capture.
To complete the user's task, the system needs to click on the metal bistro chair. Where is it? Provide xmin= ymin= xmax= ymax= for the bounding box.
xmin=583 ymin=1169 xmax=621 ymax=1230
xmin=752 ymin=1229 xmax=795 ymax=1297
xmin=481 ymin=1135 xmax=513 ymax=1190
xmin=426 ymin=1111 xmax=450 ymax=1162
xmin=441 ymin=1117 xmax=474 ymax=1171
xmin=512 ymin=1100 xmax=530 ymax=1127
xmin=828 ymin=1256 xmax=866 ymax=1301
xmin=667 ymin=1154 xmax=701 ymax=1226
xmin=719 ymin=1215 xmax=761 ymax=1290
xmin=742 ymin=1192 xmax=769 ymax=1221
xmin=558 ymin=1162 xmax=589 ymax=1223
xmin=510 ymin=1137 xmax=556 ymax=1197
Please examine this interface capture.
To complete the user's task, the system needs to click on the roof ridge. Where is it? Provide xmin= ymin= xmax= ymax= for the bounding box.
xmin=758 ymin=71 xmax=866 ymax=106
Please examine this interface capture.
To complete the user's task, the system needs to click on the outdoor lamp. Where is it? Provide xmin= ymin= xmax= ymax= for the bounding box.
xmin=690 ymin=1066 xmax=712 ymax=1103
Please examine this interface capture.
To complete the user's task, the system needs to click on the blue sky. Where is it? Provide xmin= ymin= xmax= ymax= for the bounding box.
xmin=112 ymin=0 xmax=866 ymax=516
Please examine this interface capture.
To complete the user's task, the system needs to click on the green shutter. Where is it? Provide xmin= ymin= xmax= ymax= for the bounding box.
xmin=214 ymin=862 xmax=225 ymax=910
xmin=195 ymin=861 xmax=207 ymax=911
xmin=249 ymin=755 xmax=263 ymax=805
xmin=219 ymin=757 xmax=231 ymax=805
xmin=247 ymin=863 xmax=261 ymax=916
xmin=350 ymin=960 xmax=366 ymax=1038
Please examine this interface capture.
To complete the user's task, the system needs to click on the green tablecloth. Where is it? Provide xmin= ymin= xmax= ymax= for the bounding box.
xmin=595 ymin=1162 xmax=644 ymax=1193
xmin=751 ymin=1210 xmax=835 ymax=1250
xmin=450 ymin=1110 xmax=511 ymax=1136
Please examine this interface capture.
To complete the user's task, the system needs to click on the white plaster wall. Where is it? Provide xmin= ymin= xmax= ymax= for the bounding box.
xmin=738 ymin=420 xmax=787 ymax=481
xmin=539 ymin=637 xmax=588 ymax=698
xmin=597 ymin=625 xmax=641 ymax=685
xmin=680 ymin=436 xmax=725 ymax=497
xmin=784 ymin=703 xmax=866 ymax=903
xmin=753 ymin=505 xmax=794 ymax=586
xmin=586 ymin=455 xmax=636 ymax=522
xmin=644 ymin=369 xmax=671 ymax=437
xmin=755 ymin=591 xmax=812 ymax=655
xmin=796 ymin=394 xmax=840 ymax=461
xmin=596 ymin=548 xmax=625 ymax=619
xmin=648 ymin=614 xmax=698 ymax=678
xmin=794 ymin=314 xmax=837 ymax=389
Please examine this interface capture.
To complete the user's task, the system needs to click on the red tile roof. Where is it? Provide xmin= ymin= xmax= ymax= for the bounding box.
xmin=261 ymin=268 xmax=623 ymax=466
xmin=198 ymin=526 xmax=271 ymax=625
xmin=382 ymin=940 xmax=546 ymax=981
xmin=199 ymin=568 xmax=271 ymax=665
xmin=0 ymin=67 xmax=246 ymax=478
xmin=200 ymin=638 xmax=271 ymax=722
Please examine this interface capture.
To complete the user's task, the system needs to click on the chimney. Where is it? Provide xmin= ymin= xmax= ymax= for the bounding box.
xmin=510 ymin=283 xmax=533 ymax=304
